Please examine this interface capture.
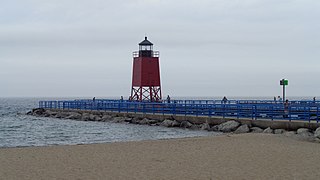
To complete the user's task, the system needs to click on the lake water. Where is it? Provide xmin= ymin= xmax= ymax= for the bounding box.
xmin=0 ymin=97 xmax=222 ymax=148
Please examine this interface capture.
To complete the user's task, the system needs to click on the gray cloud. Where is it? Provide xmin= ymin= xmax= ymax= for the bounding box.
xmin=1 ymin=0 xmax=320 ymax=98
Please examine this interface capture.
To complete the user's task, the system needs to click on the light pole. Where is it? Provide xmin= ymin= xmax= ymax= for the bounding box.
xmin=280 ymin=79 xmax=288 ymax=102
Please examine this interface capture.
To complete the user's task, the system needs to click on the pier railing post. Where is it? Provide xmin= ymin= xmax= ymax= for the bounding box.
xmin=223 ymin=104 xmax=225 ymax=119
xmin=173 ymin=102 xmax=176 ymax=115
xmin=251 ymin=105 xmax=254 ymax=120
xmin=237 ymin=104 xmax=239 ymax=119
xmin=308 ymin=106 xmax=311 ymax=123
xmin=184 ymin=101 xmax=187 ymax=116
xmin=271 ymin=106 xmax=274 ymax=121
xmin=289 ymin=106 xmax=292 ymax=122
xmin=254 ymin=105 xmax=257 ymax=120
xmin=143 ymin=103 xmax=146 ymax=114
xmin=134 ymin=103 xmax=137 ymax=114
xmin=162 ymin=103 xmax=164 ymax=115
xmin=196 ymin=104 xmax=198 ymax=117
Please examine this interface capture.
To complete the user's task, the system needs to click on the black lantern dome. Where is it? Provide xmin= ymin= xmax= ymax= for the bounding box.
xmin=139 ymin=37 xmax=153 ymax=57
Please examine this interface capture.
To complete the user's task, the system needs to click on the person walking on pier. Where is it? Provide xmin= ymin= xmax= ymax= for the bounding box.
xmin=277 ymin=96 xmax=282 ymax=103
xmin=167 ymin=95 xmax=171 ymax=103
xmin=222 ymin=96 xmax=228 ymax=104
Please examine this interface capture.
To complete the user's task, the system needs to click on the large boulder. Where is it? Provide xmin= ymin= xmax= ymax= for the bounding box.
xmin=250 ymin=127 xmax=263 ymax=133
xmin=234 ymin=124 xmax=250 ymax=134
xmin=131 ymin=117 xmax=142 ymax=124
xmin=146 ymin=119 xmax=158 ymax=124
xmin=172 ymin=120 xmax=181 ymax=127
xmin=45 ymin=110 xmax=58 ymax=117
xmin=180 ymin=121 xmax=193 ymax=128
xmin=160 ymin=119 xmax=174 ymax=127
xmin=190 ymin=124 xmax=200 ymax=130
xmin=88 ymin=114 xmax=96 ymax=121
xmin=138 ymin=118 xmax=150 ymax=125
xmin=81 ymin=113 xmax=90 ymax=121
xmin=66 ymin=112 xmax=82 ymax=120
xmin=124 ymin=117 xmax=133 ymax=123
xmin=200 ymin=123 xmax=210 ymax=131
xmin=111 ymin=117 xmax=126 ymax=123
xmin=94 ymin=115 xmax=102 ymax=121
xmin=32 ymin=108 xmax=46 ymax=116
xmin=209 ymin=125 xmax=219 ymax=131
xmin=55 ymin=112 xmax=69 ymax=119
xmin=314 ymin=127 xmax=320 ymax=139
xmin=217 ymin=121 xmax=240 ymax=132
xmin=101 ymin=115 xmax=112 ymax=122
xmin=297 ymin=128 xmax=313 ymax=137
xmin=263 ymin=127 xmax=274 ymax=134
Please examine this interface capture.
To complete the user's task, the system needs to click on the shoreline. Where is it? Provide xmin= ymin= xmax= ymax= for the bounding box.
xmin=1 ymin=133 xmax=320 ymax=180
xmin=0 ymin=132 xmax=222 ymax=150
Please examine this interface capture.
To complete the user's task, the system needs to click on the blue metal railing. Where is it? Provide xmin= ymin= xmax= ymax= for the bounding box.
xmin=38 ymin=99 xmax=320 ymax=122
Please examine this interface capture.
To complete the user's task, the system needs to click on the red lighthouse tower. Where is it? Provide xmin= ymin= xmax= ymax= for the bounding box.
xmin=130 ymin=37 xmax=162 ymax=102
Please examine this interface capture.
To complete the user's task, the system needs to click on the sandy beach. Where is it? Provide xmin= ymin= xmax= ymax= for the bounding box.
xmin=1 ymin=133 xmax=320 ymax=180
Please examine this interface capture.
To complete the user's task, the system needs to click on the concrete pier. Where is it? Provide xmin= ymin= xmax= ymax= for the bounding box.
xmin=35 ymin=108 xmax=320 ymax=131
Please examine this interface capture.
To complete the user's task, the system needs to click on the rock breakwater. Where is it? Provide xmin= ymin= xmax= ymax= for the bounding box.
xmin=28 ymin=108 xmax=320 ymax=143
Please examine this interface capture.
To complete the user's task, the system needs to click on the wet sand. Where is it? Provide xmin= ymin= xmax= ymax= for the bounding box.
xmin=1 ymin=133 xmax=320 ymax=180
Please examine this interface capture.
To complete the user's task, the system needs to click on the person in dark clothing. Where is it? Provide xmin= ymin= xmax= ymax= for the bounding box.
xmin=167 ymin=95 xmax=171 ymax=103
xmin=222 ymin=96 xmax=228 ymax=104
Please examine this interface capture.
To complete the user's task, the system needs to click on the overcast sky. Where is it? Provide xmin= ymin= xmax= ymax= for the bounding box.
xmin=1 ymin=0 xmax=319 ymax=98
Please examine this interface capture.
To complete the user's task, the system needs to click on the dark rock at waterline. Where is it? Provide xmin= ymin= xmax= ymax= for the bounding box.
xmin=209 ymin=125 xmax=219 ymax=131
xmin=160 ymin=119 xmax=174 ymax=127
xmin=81 ymin=113 xmax=90 ymax=121
xmin=46 ymin=110 xmax=58 ymax=116
xmin=102 ymin=115 xmax=112 ymax=122
xmin=32 ymin=108 xmax=46 ymax=116
xmin=55 ymin=112 xmax=69 ymax=119
xmin=111 ymin=117 xmax=127 ymax=123
xmin=148 ymin=119 xmax=159 ymax=124
xmin=124 ymin=117 xmax=133 ymax=123
xmin=189 ymin=124 xmax=200 ymax=130
xmin=200 ymin=123 xmax=210 ymax=131
xmin=66 ymin=112 xmax=82 ymax=120
xmin=180 ymin=121 xmax=193 ymax=128
xmin=172 ymin=120 xmax=181 ymax=127
xmin=139 ymin=118 xmax=150 ymax=125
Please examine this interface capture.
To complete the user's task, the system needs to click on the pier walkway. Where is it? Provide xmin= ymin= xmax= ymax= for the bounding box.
xmin=39 ymin=99 xmax=320 ymax=123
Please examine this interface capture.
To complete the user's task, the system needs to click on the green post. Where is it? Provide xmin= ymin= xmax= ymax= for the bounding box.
xmin=280 ymin=79 xmax=288 ymax=102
